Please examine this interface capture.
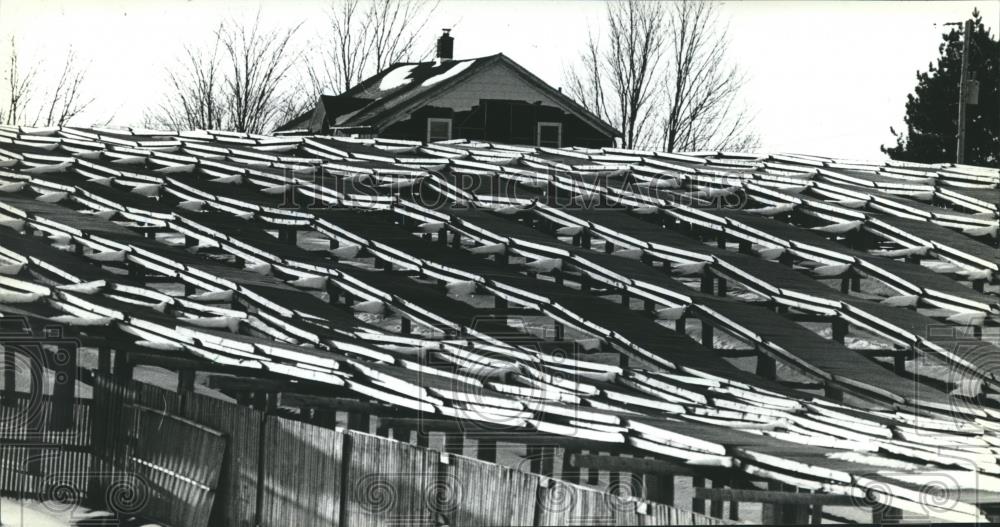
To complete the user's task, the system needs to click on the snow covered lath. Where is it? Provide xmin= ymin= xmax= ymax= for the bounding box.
xmin=1 ymin=124 xmax=1000 ymax=523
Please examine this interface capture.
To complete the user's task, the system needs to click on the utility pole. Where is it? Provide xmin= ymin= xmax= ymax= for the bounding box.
xmin=955 ymin=18 xmax=973 ymax=164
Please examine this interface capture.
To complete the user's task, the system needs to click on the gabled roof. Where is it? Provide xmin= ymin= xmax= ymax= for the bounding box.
xmin=278 ymin=54 xmax=620 ymax=138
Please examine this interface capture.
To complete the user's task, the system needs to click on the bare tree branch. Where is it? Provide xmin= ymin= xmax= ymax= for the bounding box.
xmin=303 ymin=0 xmax=437 ymax=100
xmin=563 ymin=0 xmax=756 ymax=152
xmin=660 ymin=1 xmax=757 ymax=152
xmin=147 ymin=29 xmax=228 ymax=130
xmin=147 ymin=13 xmax=303 ymax=133
xmin=2 ymin=37 xmax=92 ymax=127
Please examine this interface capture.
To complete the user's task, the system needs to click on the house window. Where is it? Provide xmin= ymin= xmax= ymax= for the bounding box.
xmin=427 ymin=118 xmax=452 ymax=143
xmin=537 ymin=122 xmax=562 ymax=148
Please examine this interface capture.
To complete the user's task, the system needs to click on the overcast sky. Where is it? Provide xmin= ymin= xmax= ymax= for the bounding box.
xmin=0 ymin=0 xmax=995 ymax=160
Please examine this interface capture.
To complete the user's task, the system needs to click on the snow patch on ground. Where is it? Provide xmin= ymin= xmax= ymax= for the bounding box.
xmin=0 ymin=498 xmax=114 ymax=527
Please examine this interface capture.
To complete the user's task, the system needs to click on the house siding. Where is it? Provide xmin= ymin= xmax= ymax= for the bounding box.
xmin=379 ymin=61 xmax=613 ymax=147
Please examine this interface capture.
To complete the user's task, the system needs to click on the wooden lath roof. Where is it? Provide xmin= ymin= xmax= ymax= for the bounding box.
xmin=1 ymin=125 xmax=1000 ymax=521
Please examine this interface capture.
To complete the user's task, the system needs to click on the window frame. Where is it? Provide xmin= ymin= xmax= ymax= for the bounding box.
xmin=536 ymin=121 xmax=562 ymax=148
xmin=426 ymin=117 xmax=453 ymax=143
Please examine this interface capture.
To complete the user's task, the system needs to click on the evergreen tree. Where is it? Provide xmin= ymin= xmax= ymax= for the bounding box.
xmin=883 ymin=9 xmax=999 ymax=167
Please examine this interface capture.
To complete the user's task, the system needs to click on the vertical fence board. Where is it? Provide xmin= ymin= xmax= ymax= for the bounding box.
xmin=342 ymin=430 xmax=437 ymax=527
xmin=444 ymin=453 xmax=539 ymax=526
xmin=184 ymin=392 xmax=262 ymax=527
xmin=132 ymin=407 xmax=225 ymax=527
xmin=0 ymin=394 xmax=91 ymax=502
xmin=259 ymin=415 xmax=344 ymax=527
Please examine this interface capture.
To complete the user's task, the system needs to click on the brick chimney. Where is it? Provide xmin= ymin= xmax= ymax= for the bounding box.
xmin=437 ymin=29 xmax=454 ymax=62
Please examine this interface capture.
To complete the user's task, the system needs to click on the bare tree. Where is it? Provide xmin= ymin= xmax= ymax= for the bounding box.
xmin=147 ymin=13 xmax=302 ymax=133
xmin=564 ymin=0 xmax=756 ymax=152
xmin=149 ymin=31 xmax=227 ymax=130
xmin=1 ymin=37 xmax=93 ymax=127
xmin=660 ymin=1 xmax=757 ymax=152
xmin=564 ymin=32 xmax=609 ymax=124
xmin=606 ymin=1 xmax=667 ymax=149
xmin=222 ymin=15 xmax=302 ymax=134
xmin=304 ymin=0 xmax=437 ymax=99
xmin=565 ymin=1 xmax=665 ymax=149
xmin=2 ymin=38 xmax=35 ymax=126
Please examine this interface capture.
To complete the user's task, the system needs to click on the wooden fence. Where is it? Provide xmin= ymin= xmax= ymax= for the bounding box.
xmin=3 ymin=375 xmax=733 ymax=526
xmin=0 ymin=394 xmax=92 ymax=504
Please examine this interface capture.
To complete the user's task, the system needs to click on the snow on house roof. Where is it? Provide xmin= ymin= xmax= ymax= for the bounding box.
xmin=278 ymin=54 xmax=620 ymax=138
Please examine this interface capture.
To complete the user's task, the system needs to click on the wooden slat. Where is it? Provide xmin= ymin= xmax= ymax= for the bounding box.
xmin=259 ymin=415 xmax=344 ymax=527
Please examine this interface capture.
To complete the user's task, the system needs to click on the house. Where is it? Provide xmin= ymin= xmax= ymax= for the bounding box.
xmin=277 ymin=30 xmax=620 ymax=147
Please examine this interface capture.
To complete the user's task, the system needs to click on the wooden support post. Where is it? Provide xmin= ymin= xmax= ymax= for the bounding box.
xmin=114 ymin=350 xmax=133 ymax=381
xmin=644 ymin=299 xmax=655 ymax=313
xmin=415 ymin=428 xmax=429 ymax=448
xmin=580 ymin=230 xmax=591 ymax=249
xmin=609 ymin=469 xmax=620 ymax=497
xmin=313 ymin=408 xmax=336 ymax=428
xmin=709 ymin=480 xmax=725 ymax=518
xmin=539 ymin=446 xmax=554 ymax=477
xmin=527 ymin=445 xmax=540 ymax=473
xmin=692 ymin=477 xmax=706 ymax=514
xmin=738 ymin=241 xmax=752 ymax=254
xmin=346 ymin=412 xmax=369 ymax=433
xmin=3 ymin=345 xmax=16 ymax=407
xmin=729 ymin=499 xmax=740 ymax=522
xmin=178 ymin=369 xmax=195 ymax=393
xmin=644 ymin=472 xmax=674 ymax=506
xmin=811 ymin=503 xmax=823 ymax=525
xmin=620 ymin=292 xmax=629 ymax=307
xmin=783 ymin=492 xmax=811 ymax=524
xmin=701 ymin=320 xmax=714 ymax=349
xmin=279 ymin=227 xmax=296 ymax=245
xmin=756 ymin=352 xmax=777 ymax=380
xmin=477 ymin=437 xmax=496 ymax=463
xmin=437 ymin=227 xmax=448 ymax=245
xmin=630 ymin=473 xmax=645 ymax=500
xmin=605 ymin=241 xmax=614 ymax=254
xmin=700 ymin=269 xmax=714 ymax=294
xmin=585 ymin=450 xmax=600 ymax=485
xmin=400 ymin=317 xmax=412 ymax=335
xmin=824 ymin=384 xmax=844 ymax=403
xmin=561 ymin=448 xmax=580 ymax=484
xmin=760 ymin=482 xmax=782 ymax=524
xmin=392 ymin=426 xmax=412 ymax=444
xmin=50 ymin=343 xmax=76 ymax=431
xmin=832 ymin=319 xmax=848 ymax=343
xmin=840 ymin=277 xmax=850 ymax=293
xmin=972 ymin=279 xmax=985 ymax=293
xmin=717 ymin=278 xmax=727 ymax=297
xmin=894 ymin=350 xmax=907 ymax=374
xmin=97 ymin=346 xmax=111 ymax=375
xmin=554 ymin=322 xmax=565 ymax=341
xmin=451 ymin=232 xmax=462 ymax=248
xmin=850 ymin=276 xmax=861 ymax=292
xmin=444 ymin=432 xmax=464 ymax=455
xmin=26 ymin=346 xmax=43 ymax=475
